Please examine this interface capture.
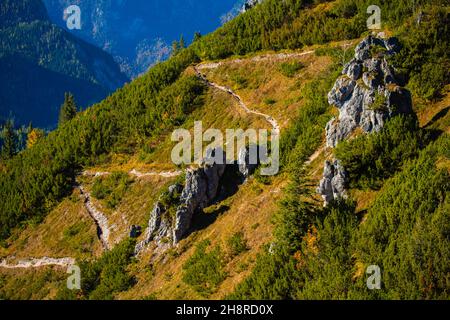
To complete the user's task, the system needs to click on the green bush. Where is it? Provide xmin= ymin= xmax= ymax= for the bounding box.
xmin=353 ymin=137 xmax=450 ymax=299
xmin=91 ymin=172 xmax=133 ymax=209
xmin=335 ymin=115 xmax=427 ymax=189
xmin=182 ymin=240 xmax=226 ymax=297
xmin=264 ymin=98 xmax=276 ymax=105
xmin=226 ymin=232 xmax=248 ymax=258
xmin=77 ymin=238 xmax=136 ymax=300
xmin=392 ymin=6 xmax=449 ymax=100
xmin=279 ymin=61 xmax=304 ymax=78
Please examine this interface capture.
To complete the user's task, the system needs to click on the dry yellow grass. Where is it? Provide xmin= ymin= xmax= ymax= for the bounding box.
xmin=0 ymin=189 xmax=102 ymax=261
xmin=119 ymin=174 xmax=287 ymax=300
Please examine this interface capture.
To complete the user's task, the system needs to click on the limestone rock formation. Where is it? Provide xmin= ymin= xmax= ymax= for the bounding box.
xmin=317 ymin=160 xmax=347 ymax=206
xmin=238 ymin=145 xmax=259 ymax=179
xmin=326 ymin=35 xmax=412 ymax=148
xmin=319 ymin=35 xmax=412 ymax=206
xmin=135 ymin=148 xmax=227 ymax=254
xmin=173 ymin=148 xmax=226 ymax=243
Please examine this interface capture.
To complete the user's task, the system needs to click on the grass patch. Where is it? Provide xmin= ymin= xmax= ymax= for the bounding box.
xmin=92 ymin=172 xmax=134 ymax=209
xmin=279 ymin=61 xmax=304 ymax=78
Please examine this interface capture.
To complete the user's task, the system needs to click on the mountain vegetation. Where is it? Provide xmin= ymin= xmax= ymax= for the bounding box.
xmin=0 ymin=0 xmax=448 ymax=300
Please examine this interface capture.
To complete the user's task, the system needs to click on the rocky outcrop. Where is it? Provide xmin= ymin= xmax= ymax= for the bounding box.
xmin=317 ymin=160 xmax=347 ymax=206
xmin=173 ymin=148 xmax=227 ymax=244
xmin=241 ymin=0 xmax=264 ymax=13
xmin=135 ymin=149 xmax=227 ymax=254
xmin=319 ymin=35 xmax=412 ymax=206
xmin=326 ymin=35 xmax=412 ymax=148
xmin=238 ymin=145 xmax=260 ymax=179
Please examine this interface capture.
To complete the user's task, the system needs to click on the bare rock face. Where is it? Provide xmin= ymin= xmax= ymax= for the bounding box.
xmin=135 ymin=148 xmax=228 ymax=254
xmin=317 ymin=160 xmax=347 ymax=206
xmin=326 ymin=35 xmax=412 ymax=148
xmin=238 ymin=145 xmax=260 ymax=179
xmin=135 ymin=197 xmax=172 ymax=254
xmin=173 ymin=148 xmax=226 ymax=244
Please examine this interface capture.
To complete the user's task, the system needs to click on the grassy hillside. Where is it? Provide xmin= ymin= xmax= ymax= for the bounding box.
xmin=0 ymin=0 xmax=449 ymax=300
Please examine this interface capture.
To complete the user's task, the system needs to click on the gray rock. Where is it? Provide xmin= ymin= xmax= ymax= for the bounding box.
xmin=325 ymin=36 xmax=412 ymax=148
xmin=134 ymin=202 xmax=164 ymax=254
xmin=173 ymin=148 xmax=227 ymax=244
xmin=342 ymin=59 xmax=362 ymax=80
xmin=136 ymin=148 xmax=230 ymax=252
xmin=317 ymin=160 xmax=347 ymax=206
xmin=238 ymin=145 xmax=259 ymax=178
xmin=328 ymin=77 xmax=356 ymax=108
xmin=321 ymin=35 xmax=412 ymax=207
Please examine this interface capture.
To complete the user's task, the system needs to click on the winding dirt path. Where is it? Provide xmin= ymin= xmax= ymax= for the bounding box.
xmin=196 ymin=50 xmax=315 ymax=71
xmin=82 ymin=169 xmax=182 ymax=179
xmin=78 ymin=185 xmax=111 ymax=251
xmin=0 ymin=257 xmax=75 ymax=269
xmin=193 ymin=66 xmax=280 ymax=134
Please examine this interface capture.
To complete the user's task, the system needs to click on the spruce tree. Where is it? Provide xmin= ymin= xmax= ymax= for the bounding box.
xmin=1 ymin=119 xmax=17 ymax=159
xmin=193 ymin=32 xmax=202 ymax=42
xmin=179 ymin=35 xmax=185 ymax=49
xmin=58 ymin=92 xmax=78 ymax=126
xmin=172 ymin=40 xmax=179 ymax=55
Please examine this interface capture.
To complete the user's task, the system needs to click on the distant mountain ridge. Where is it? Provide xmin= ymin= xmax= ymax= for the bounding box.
xmin=0 ymin=0 xmax=128 ymax=128
xmin=0 ymin=0 xmax=49 ymax=28
xmin=42 ymin=0 xmax=238 ymax=77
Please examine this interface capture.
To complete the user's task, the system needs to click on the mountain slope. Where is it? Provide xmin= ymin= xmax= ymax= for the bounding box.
xmin=0 ymin=0 xmax=128 ymax=127
xmin=0 ymin=0 xmax=448 ymax=300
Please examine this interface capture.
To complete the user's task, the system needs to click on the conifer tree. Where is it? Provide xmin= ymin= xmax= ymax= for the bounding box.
xmin=193 ymin=32 xmax=202 ymax=42
xmin=1 ymin=119 xmax=17 ymax=159
xmin=179 ymin=35 xmax=185 ymax=49
xmin=58 ymin=92 xmax=78 ymax=126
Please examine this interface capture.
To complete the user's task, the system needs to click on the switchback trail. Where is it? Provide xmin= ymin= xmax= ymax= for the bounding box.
xmin=0 ymin=257 xmax=75 ymax=269
xmin=193 ymin=66 xmax=280 ymax=135
xmin=82 ymin=169 xmax=183 ymax=179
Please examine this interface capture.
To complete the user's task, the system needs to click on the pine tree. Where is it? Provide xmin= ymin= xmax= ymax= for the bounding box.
xmin=59 ymin=92 xmax=78 ymax=126
xmin=1 ymin=119 xmax=17 ymax=159
xmin=172 ymin=40 xmax=179 ymax=55
xmin=193 ymin=32 xmax=202 ymax=42
xmin=179 ymin=35 xmax=185 ymax=49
